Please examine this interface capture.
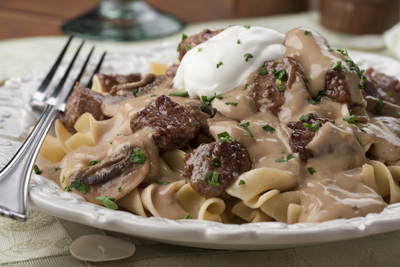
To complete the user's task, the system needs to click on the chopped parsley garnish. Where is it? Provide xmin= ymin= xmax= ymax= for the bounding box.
xmin=356 ymin=137 xmax=361 ymax=144
xmin=328 ymin=48 xmax=333 ymax=52
xmin=95 ymin=196 xmax=118 ymax=210
xmin=343 ymin=115 xmax=358 ymax=124
xmin=201 ymin=95 xmax=214 ymax=106
xmin=332 ymin=61 xmax=343 ymax=70
xmin=118 ymin=187 xmax=122 ymax=192
xmin=306 ymin=78 xmax=311 ymax=83
xmin=275 ymin=155 xmax=294 ymax=163
xmin=184 ymin=213 xmax=192 ymax=219
xmin=212 ymin=156 xmax=221 ymax=166
xmin=185 ymin=44 xmax=191 ymax=51
xmin=359 ymin=127 xmax=367 ymax=133
xmin=239 ymin=180 xmax=246 ymax=185
xmin=155 ymin=181 xmax=171 ymax=185
xmin=62 ymin=176 xmax=65 ymax=183
xmin=386 ymin=92 xmax=392 ymax=97
xmin=357 ymin=70 xmax=365 ymax=78
xmin=130 ymin=148 xmax=147 ymax=164
xmin=304 ymin=30 xmax=312 ymax=36
xmin=169 ymin=91 xmax=189 ymax=97
xmin=204 ymin=172 xmax=212 ymax=179
xmin=244 ymin=84 xmax=249 ymax=90
xmin=197 ymin=179 xmax=203 ymax=184
xmin=88 ymin=160 xmax=101 ymax=166
xmin=225 ymin=102 xmax=238 ymax=106
xmin=217 ymin=131 xmax=231 ymax=142
xmin=259 ymin=68 xmax=268 ymax=75
xmin=33 ymin=165 xmax=42 ymax=175
xmin=69 ymin=180 xmax=89 ymax=194
xmin=307 ymin=167 xmax=316 ymax=175
xmin=216 ymin=62 xmax=223 ymax=68
xmin=198 ymin=48 xmax=203 ymax=52
xmin=237 ymin=39 xmax=241 ymax=44
xmin=244 ymin=25 xmax=251 ymax=29
xmin=309 ymin=90 xmax=325 ymax=104
xmin=149 ymin=94 xmax=156 ymax=97
xmin=214 ymin=93 xmax=223 ymax=100
xmin=132 ymin=89 xmax=138 ymax=96
xmin=244 ymin=53 xmax=253 ymax=62
xmin=278 ymin=86 xmax=284 ymax=92
xmin=110 ymin=142 xmax=112 ymax=145
xmin=176 ymin=33 xmax=187 ymax=52
xmin=240 ymin=122 xmax=253 ymax=137
xmin=64 ymin=186 xmax=71 ymax=192
xmin=279 ymin=59 xmax=284 ymax=64
xmin=358 ymin=83 xmax=364 ymax=90
xmin=272 ymin=68 xmax=286 ymax=86
xmin=55 ymin=166 xmax=61 ymax=171
xmin=304 ymin=122 xmax=320 ymax=132
xmin=299 ymin=115 xmax=309 ymax=121
xmin=209 ymin=171 xmax=219 ymax=186
xmin=379 ymin=99 xmax=385 ymax=107
xmin=193 ymin=122 xmax=197 ymax=126
xmin=337 ymin=49 xmax=349 ymax=56
xmin=262 ymin=125 xmax=275 ymax=133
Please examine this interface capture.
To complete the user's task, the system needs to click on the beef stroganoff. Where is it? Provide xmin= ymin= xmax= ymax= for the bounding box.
xmin=38 ymin=26 xmax=400 ymax=224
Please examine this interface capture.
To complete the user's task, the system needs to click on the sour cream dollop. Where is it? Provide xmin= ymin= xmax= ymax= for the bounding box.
xmin=173 ymin=26 xmax=286 ymax=98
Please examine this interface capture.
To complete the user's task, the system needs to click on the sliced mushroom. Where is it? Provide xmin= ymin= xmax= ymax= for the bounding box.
xmin=109 ymin=73 xmax=156 ymax=95
xmin=68 ymin=143 xmax=149 ymax=204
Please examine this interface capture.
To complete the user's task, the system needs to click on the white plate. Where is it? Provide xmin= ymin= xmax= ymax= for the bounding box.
xmin=2 ymin=45 xmax=400 ymax=250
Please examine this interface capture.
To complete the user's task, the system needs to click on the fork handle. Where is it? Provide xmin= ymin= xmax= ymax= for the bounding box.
xmin=0 ymin=104 xmax=59 ymax=221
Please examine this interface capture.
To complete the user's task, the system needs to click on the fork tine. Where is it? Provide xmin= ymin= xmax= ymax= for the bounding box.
xmin=86 ymin=51 xmax=106 ymax=89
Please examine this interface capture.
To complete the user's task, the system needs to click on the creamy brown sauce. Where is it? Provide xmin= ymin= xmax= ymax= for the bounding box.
xmin=40 ymin=27 xmax=400 ymax=223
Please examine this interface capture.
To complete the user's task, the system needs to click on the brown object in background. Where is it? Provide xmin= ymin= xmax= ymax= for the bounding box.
xmin=321 ymin=0 xmax=400 ymax=35
xmin=234 ymin=0 xmax=308 ymax=18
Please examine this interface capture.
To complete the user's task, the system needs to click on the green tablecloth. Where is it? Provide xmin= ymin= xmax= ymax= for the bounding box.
xmin=1 ymin=11 xmax=399 ymax=266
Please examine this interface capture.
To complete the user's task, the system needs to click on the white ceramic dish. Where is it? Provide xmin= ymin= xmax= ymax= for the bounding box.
xmin=2 ymin=44 xmax=400 ymax=250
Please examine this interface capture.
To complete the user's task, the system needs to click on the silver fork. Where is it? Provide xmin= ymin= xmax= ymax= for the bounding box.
xmin=0 ymin=37 xmax=105 ymax=221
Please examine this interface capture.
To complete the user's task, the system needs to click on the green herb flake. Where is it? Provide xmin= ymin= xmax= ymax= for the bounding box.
xmin=279 ymin=59 xmax=284 ymax=64
xmin=304 ymin=30 xmax=312 ymax=36
xmin=307 ymin=167 xmax=316 ymax=175
xmin=259 ymin=68 xmax=268 ymax=75
xmin=239 ymin=180 xmax=246 ymax=185
xmin=64 ymin=186 xmax=71 ymax=192
xmin=244 ymin=53 xmax=253 ymax=62
xmin=55 ymin=166 xmax=61 ymax=171
xmin=358 ymin=83 xmax=364 ymax=90
xmin=69 ymin=180 xmax=89 ymax=194
xmin=240 ymin=122 xmax=254 ymax=137
xmin=308 ymin=90 xmax=325 ymax=105
xmin=244 ymin=84 xmax=249 ymax=90
xmin=198 ymin=48 xmax=203 ymax=52
xmin=169 ymin=91 xmax=189 ymax=97
xmin=197 ymin=179 xmax=203 ymax=184
xmin=149 ymin=94 xmax=156 ymax=97
xmin=306 ymin=78 xmax=311 ymax=83
xmin=357 ymin=70 xmax=365 ymax=78
xmin=212 ymin=156 xmax=221 ymax=166
xmin=193 ymin=122 xmax=197 ymax=126
xmin=237 ymin=39 xmax=241 ymax=44
xmin=95 ymin=196 xmax=118 ymax=210
xmin=379 ymin=99 xmax=385 ymax=107
xmin=155 ymin=181 xmax=171 ymax=185
xmin=244 ymin=25 xmax=251 ymax=29
xmin=62 ymin=176 xmax=65 ymax=183
xmin=201 ymin=95 xmax=214 ymax=106
xmin=304 ymin=122 xmax=320 ymax=133
xmin=299 ymin=115 xmax=309 ymax=121
xmin=204 ymin=172 xmax=213 ymax=179
xmin=275 ymin=157 xmax=286 ymax=163
xmin=287 ymin=155 xmax=294 ymax=161
xmin=332 ymin=61 xmax=343 ymax=70
xmin=356 ymin=137 xmax=361 ymax=145
xmin=262 ymin=125 xmax=275 ymax=133
xmin=184 ymin=213 xmax=192 ymax=219
xmin=132 ymin=89 xmax=138 ymax=96
xmin=88 ymin=160 xmax=101 ymax=166
xmin=33 ymin=165 xmax=42 ymax=175
xmin=328 ymin=48 xmax=333 ymax=52
xmin=216 ymin=62 xmax=223 ymax=68
xmin=337 ymin=49 xmax=349 ymax=56
xmin=217 ymin=131 xmax=232 ymax=142
xmin=343 ymin=115 xmax=358 ymax=124
xmin=185 ymin=44 xmax=191 ymax=51
xmin=118 ymin=187 xmax=122 ymax=192
xmin=386 ymin=92 xmax=392 ymax=97
xmin=110 ymin=142 xmax=112 ymax=145
xmin=214 ymin=93 xmax=223 ymax=100
xmin=278 ymin=86 xmax=284 ymax=92
xmin=208 ymin=171 xmax=220 ymax=186
xmin=131 ymin=148 xmax=147 ymax=164
xmin=225 ymin=102 xmax=238 ymax=106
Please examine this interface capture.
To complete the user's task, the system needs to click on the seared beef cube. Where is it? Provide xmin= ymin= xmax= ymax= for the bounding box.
xmin=97 ymin=73 xmax=142 ymax=92
xmin=364 ymin=68 xmax=400 ymax=105
xmin=182 ymin=141 xmax=252 ymax=198
xmin=178 ymin=29 xmax=224 ymax=61
xmin=324 ymin=68 xmax=353 ymax=105
xmin=61 ymin=85 xmax=110 ymax=133
xmin=166 ymin=64 xmax=179 ymax=78
xmin=130 ymin=95 xmax=201 ymax=152
xmin=250 ymin=56 xmax=307 ymax=116
xmin=287 ymin=113 xmax=333 ymax=163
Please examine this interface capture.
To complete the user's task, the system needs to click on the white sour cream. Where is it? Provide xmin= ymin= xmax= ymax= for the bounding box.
xmin=173 ymin=25 xmax=287 ymax=98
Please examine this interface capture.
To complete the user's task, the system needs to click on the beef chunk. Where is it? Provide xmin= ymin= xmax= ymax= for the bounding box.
xmin=324 ymin=68 xmax=353 ymax=105
xmin=250 ymin=56 xmax=307 ymax=116
xmin=61 ymin=85 xmax=110 ymax=133
xmin=130 ymin=95 xmax=201 ymax=152
xmin=178 ymin=29 xmax=224 ymax=61
xmin=97 ymin=73 xmax=142 ymax=93
xmin=287 ymin=113 xmax=333 ymax=162
xmin=364 ymin=68 xmax=400 ymax=105
xmin=182 ymin=141 xmax=252 ymax=198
